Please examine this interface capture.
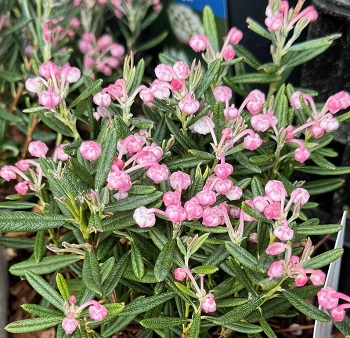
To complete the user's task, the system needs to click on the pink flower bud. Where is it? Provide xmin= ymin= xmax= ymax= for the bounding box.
xmin=214 ymin=162 xmax=233 ymax=179
xmin=294 ymin=147 xmax=310 ymax=163
xmin=189 ymin=117 xmax=214 ymax=135
xmin=28 ymin=140 xmax=49 ymax=158
xmin=174 ymin=267 xmax=187 ymax=281
xmin=69 ymin=18 xmax=80 ymax=29
xmin=155 ymin=64 xmax=174 ymax=82
xmin=184 ymin=198 xmax=203 ymax=220
xmin=62 ymin=313 xmax=78 ymax=334
xmin=290 ymin=188 xmax=310 ymax=205
xmin=222 ymin=45 xmax=235 ymax=61
xmin=25 ymin=77 xmax=42 ymax=93
xmin=243 ymin=133 xmax=262 ymax=151
xmin=38 ymin=86 xmax=61 ymax=109
xmin=65 ymin=66 xmax=81 ymax=83
xmin=331 ymin=307 xmax=346 ymax=322
xmin=214 ymin=178 xmax=233 ymax=194
xmin=142 ymin=143 xmax=163 ymax=160
xmin=251 ymin=114 xmax=270 ymax=132
xmin=266 ymin=242 xmax=286 ymax=256
xmin=119 ymin=135 xmax=144 ymax=154
xmin=165 ymin=204 xmax=187 ymax=223
xmin=240 ymin=200 xmax=256 ymax=221
xmin=196 ymin=190 xmax=216 ymax=207
xmin=139 ymin=88 xmax=155 ymax=104
xmin=290 ymin=256 xmax=300 ymax=266
xmin=80 ymin=141 xmax=101 ymax=161
xmin=97 ymin=34 xmax=113 ymax=51
xmin=295 ymin=272 xmax=308 ymax=287
xmin=0 ymin=166 xmax=17 ymax=181
xmin=326 ymin=91 xmax=350 ymax=114
xmin=228 ymin=205 xmax=240 ymax=218
xmin=109 ymin=43 xmax=125 ymax=58
xmin=201 ymin=293 xmax=216 ymax=313
xmin=228 ymin=27 xmax=243 ymax=44
xmin=173 ymin=61 xmax=190 ymax=79
xmin=317 ymin=287 xmax=339 ymax=309
xmin=274 ymin=221 xmax=294 ymax=241
xmin=265 ymin=180 xmax=286 ymax=202
xmin=310 ymin=270 xmax=326 ymax=286
xmin=224 ymin=105 xmax=239 ymax=120
xmin=107 ymin=170 xmax=131 ymax=191
xmin=69 ymin=295 xmax=76 ymax=304
xmin=16 ymin=160 xmax=31 ymax=171
xmin=169 ymin=171 xmax=191 ymax=190
xmin=178 ymin=93 xmax=200 ymax=115
xmin=146 ymin=164 xmax=169 ymax=184
xmin=310 ymin=123 xmax=325 ymax=138
xmin=202 ymin=207 xmax=222 ymax=227
xmin=89 ymin=303 xmax=108 ymax=321
xmin=170 ymin=79 xmax=185 ymax=91
xmin=263 ymin=201 xmax=281 ymax=220
xmin=53 ymin=144 xmax=70 ymax=162
xmin=265 ymin=13 xmax=283 ymax=32
xmin=93 ymin=92 xmax=111 ymax=107
xmin=163 ymin=191 xmax=181 ymax=206
xmin=38 ymin=61 xmax=60 ymax=79
xmin=320 ymin=117 xmax=339 ymax=132
xmin=290 ymin=91 xmax=305 ymax=109
xmin=267 ymin=260 xmax=285 ymax=279
xmin=225 ymin=186 xmax=243 ymax=201
xmin=133 ymin=206 xmax=156 ymax=228
xmin=150 ymin=80 xmax=171 ymax=100
xmin=15 ymin=181 xmax=30 ymax=195
xmin=79 ymin=39 xmax=93 ymax=53
xmin=252 ymin=196 xmax=269 ymax=212
xmin=189 ymin=35 xmax=209 ymax=52
xmin=213 ymin=86 xmax=232 ymax=103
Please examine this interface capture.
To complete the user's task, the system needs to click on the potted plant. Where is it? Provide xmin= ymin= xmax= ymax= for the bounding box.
xmin=1 ymin=0 xmax=350 ymax=337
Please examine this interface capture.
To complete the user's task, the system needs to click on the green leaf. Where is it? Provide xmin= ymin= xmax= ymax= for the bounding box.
xmin=167 ymin=156 xmax=211 ymax=170
xmin=121 ymin=292 xmax=176 ymax=316
xmin=95 ymin=127 xmax=117 ymax=191
xmin=34 ymin=230 xmax=45 ymax=262
xmin=56 ymin=273 xmax=70 ymax=302
xmin=288 ymin=34 xmax=341 ymax=52
xmin=131 ymin=242 xmax=145 ymax=280
xmin=37 ymin=111 xmax=74 ymax=137
xmin=83 ymin=251 xmax=102 ymax=295
xmin=241 ymin=201 xmax=271 ymax=223
xmin=174 ymin=282 xmax=197 ymax=298
xmin=0 ymin=201 xmax=37 ymax=209
xmin=195 ymin=58 xmax=221 ymax=98
xmin=304 ymin=248 xmax=343 ymax=270
xmin=192 ymin=265 xmax=218 ymax=275
xmin=137 ymin=31 xmax=168 ymax=53
xmin=0 ymin=212 xmax=68 ymax=232
xmin=310 ymin=153 xmax=336 ymax=170
xmin=225 ymin=242 xmax=258 ymax=270
xmin=188 ymin=233 xmax=210 ymax=256
xmin=219 ymin=322 xmax=263 ymax=334
xmin=25 ymin=271 xmax=64 ymax=310
xmin=21 ymin=304 xmax=63 ymax=318
xmin=113 ymin=114 xmax=130 ymax=139
xmin=101 ymin=210 xmax=136 ymax=231
xmin=302 ymin=178 xmax=344 ymax=195
xmin=105 ymin=191 xmax=163 ymax=212
xmin=282 ymin=290 xmax=331 ymax=322
xmin=5 ymin=316 xmax=63 ymax=333
xmin=295 ymin=165 xmax=350 ymax=176
xmin=0 ymin=236 xmax=35 ymax=248
xmin=141 ymin=317 xmax=188 ymax=329
xmin=188 ymin=311 xmax=201 ymax=338
xmin=129 ymin=185 xmax=156 ymax=195
xmin=246 ymin=17 xmax=272 ymax=40
xmin=203 ymin=6 xmax=219 ymax=52
xmin=251 ymin=177 xmax=265 ymax=196
xmin=129 ymin=117 xmax=154 ymax=130
xmin=274 ymin=93 xmax=289 ymax=129
xmin=227 ymin=73 xmax=282 ymax=84
xmin=188 ymin=149 xmax=216 ymax=160
xmin=231 ymin=45 xmax=261 ymax=71
xmin=215 ymin=295 xmax=265 ymax=326
xmin=235 ymin=153 xmax=261 ymax=173
xmin=165 ymin=116 xmax=201 ymax=150
xmin=129 ymin=59 xmax=145 ymax=95
xmin=69 ymin=78 xmax=103 ymax=109
xmin=0 ymin=70 xmax=23 ymax=82
xmin=295 ymin=224 xmax=342 ymax=237
xmin=259 ymin=313 xmax=277 ymax=338
xmin=249 ymin=154 xmax=275 ymax=165
xmin=10 ymin=255 xmax=81 ymax=276
xmin=154 ymin=238 xmax=176 ymax=282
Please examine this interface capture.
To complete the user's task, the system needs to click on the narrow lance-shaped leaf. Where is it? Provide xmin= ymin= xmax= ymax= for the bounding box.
xmin=141 ymin=317 xmax=189 ymax=330
xmin=83 ymin=251 xmax=102 ymax=295
xmin=5 ymin=317 xmax=63 ymax=333
xmin=131 ymin=242 xmax=145 ymax=280
xmin=56 ymin=273 xmax=70 ymax=302
xmin=154 ymin=238 xmax=176 ymax=282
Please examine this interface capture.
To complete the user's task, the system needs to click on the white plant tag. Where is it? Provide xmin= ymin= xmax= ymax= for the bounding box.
xmin=313 ymin=211 xmax=347 ymax=338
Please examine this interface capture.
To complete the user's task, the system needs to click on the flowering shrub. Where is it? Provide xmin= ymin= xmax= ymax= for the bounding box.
xmin=1 ymin=0 xmax=350 ymax=337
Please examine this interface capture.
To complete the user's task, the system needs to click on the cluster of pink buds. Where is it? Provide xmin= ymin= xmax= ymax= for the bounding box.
xmin=264 ymin=1 xmax=318 ymax=33
xmin=25 ymin=61 xmax=81 ymax=110
xmin=111 ymin=0 xmax=162 ymax=19
xmin=106 ymin=134 xmax=166 ymax=200
xmin=266 ymin=240 xmax=326 ymax=287
xmin=42 ymin=17 xmax=80 ymax=47
xmin=174 ymin=267 xmax=216 ymax=313
xmin=0 ymin=141 xmax=47 ymax=195
xmin=189 ymin=26 xmax=242 ymax=62
xmin=62 ymin=296 xmax=108 ymax=334
xmin=139 ymin=60 xmax=191 ymax=108
xmin=79 ymin=33 xmax=125 ymax=76
xmin=317 ymin=287 xmax=350 ymax=322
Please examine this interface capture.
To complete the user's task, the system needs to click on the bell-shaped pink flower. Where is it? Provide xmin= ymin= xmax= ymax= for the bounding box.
xmin=294 ymin=147 xmax=310 ymax=163
xmin=189 ymin=35 xmax=209 ymax=52
xmin=213 ymin=86 xmax=232 ymax=103
xmin=274 ymin=221 xmax=294 ymax=241
xmin=265 ymin=180 xmax=286 ymax=202
xmin=53 ymin=144 xmax=70 ymax=162
xmin=265 ymin=13 xmax=283 ymax=32
xmin=225 ymin=186 xmax=243 ymax=201
xmin=107 ymin=170 xmax=131 ymax=191
xmin=28 ymin=140 xmax=49 ymax=158
xmin=266 ymin=242 xmax=286 ymax=256
xmin=224 ymin=105 xmax=239 ymax=120
xmin=38 ymin=61 xmax=60 ymax=79
xmin=25 ymin=77 xmax=42 ymax=93
xmin=146 ymin=164 xmax=169 ymax=184
xmin=173 ymin=61 xmax=190 ymax=79
xmin=165 ymin=204 xmax=187 ymax=223
xmin=267 ymin=260 xmax=285 ymax=279
xmin=196 ymin=189 xmax=216 ymax=207
xmin=174 ymin=267 xmax=187 ymax=281
xmin=214 ymin=162 xmax=233 ymax=179
xmin=38 ymin=85 xmax=61 ymax=109
xmin=178 ymin=93 xmax=200 ymax=115
xmin=155 ymin=64 xmax=175 ymax=82
xmin=320 ymin=117 xmax=339 ymax=132
xmin=290 ymin=188 xmax=310 ymax=205
xmin=243 ymin=133 xmax=262 ymax=151
xmin=202 ymin=207 xmax=222 ymax=227
xmin=0 ymin=166 xmax=17 ymax=181
xmin=295 ymin=272 xmax=308 ymax=287
xmin=263 ymin=201 xmax=281 ymax=220
xmin=93 ymin=92 xmax=111 ymax=107
xmin=15 ymin=181 xmax=30 ymax=195
xmin=133 ymin=206 xmax=156 ymax=228
xmin=222 ymin=45 xmax=235 ymax=61
xmin=88 ymin=303 xmax=108 ymax=321
xmin=150 ymin=79 xmax=171 ymax=100
xmin=169 ymin=171 xmax=191 ymax=190
xmin=184 ymin=197 xmax=203 ymax=220
xmin=62 ymin=313 xmax=78 ymax=334
xmin=80 ymin=141 xmax=101 ymax=161
xmin=201 ymin=293 xmax=216 ymax=313
xmin=214 ymin=178 xmax=233 ymax=194
xmin=317 ymin=287 xmax=339 ymax=309
xmin=162 ymin=191 xmax=181 ymax=207
xmin=310 ymin=270 xmax=326 ymax=286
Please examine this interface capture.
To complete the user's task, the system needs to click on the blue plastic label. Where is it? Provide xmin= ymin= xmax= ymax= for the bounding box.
xmin=173 ymin=0 xmax=227 ymax=18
